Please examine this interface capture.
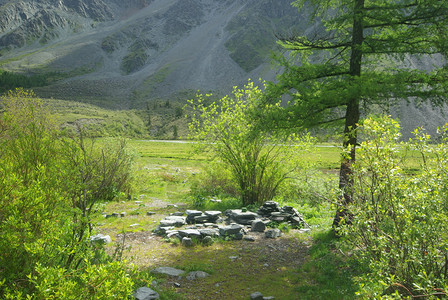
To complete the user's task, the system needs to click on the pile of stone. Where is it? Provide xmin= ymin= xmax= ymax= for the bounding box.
xmin=153 ymin=201 xmax=309 ymax=244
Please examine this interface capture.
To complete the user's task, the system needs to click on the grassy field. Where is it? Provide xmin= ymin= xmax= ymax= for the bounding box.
xmin=88 ymin=139 xmax=368 ymax=299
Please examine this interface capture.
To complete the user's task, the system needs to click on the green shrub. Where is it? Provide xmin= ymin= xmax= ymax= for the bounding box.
xmin=0 ymin=89 xmax=135 ymax=297
xmin=188 ymin=81 xmax=314 ymax=206
xmin=345 ymin=116 xmax=448 ymax=297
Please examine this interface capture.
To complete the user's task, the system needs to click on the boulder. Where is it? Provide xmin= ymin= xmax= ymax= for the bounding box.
xmin=133 ymin=287 xmax=159 ymax=300
xmin=251 ymin=220 xmax=266 ymax=232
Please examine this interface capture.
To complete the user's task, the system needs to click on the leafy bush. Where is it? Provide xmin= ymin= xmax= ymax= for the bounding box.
xmin=344 ymin=116 xmax=448 ymax=298
xmin=188 ymin=81 xmax=314 ymax=206
xmin=0 ymin=89 xmax=135 ymax=297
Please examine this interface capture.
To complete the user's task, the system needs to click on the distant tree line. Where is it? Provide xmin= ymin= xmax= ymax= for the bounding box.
xmin=0 ymin=70 xmax=51 ymax=93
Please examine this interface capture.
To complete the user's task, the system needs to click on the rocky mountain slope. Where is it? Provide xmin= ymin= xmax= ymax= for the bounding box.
xmin=0 ymin=0 xmax=446 ymax=136
xmin=0 ymin=0 xmax=307 ymax=109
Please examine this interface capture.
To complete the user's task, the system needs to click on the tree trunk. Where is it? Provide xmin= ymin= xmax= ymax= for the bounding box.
xmin=333 ymin=0 xmax=364 ymax=228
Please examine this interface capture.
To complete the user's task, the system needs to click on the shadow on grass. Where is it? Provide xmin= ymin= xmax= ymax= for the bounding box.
xmin=294 ymin=230 xmax=363 ymax=299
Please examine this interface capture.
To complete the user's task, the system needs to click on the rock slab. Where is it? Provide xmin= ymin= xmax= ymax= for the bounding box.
xmin=152 ymin=267 xmax=185 ymax=277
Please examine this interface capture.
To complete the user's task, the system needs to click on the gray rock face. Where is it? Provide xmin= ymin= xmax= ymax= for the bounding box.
xmin=133 ymin=287 xmax=160 ymax=300
xmin=152 ymin=267 xmax=185 ymax=277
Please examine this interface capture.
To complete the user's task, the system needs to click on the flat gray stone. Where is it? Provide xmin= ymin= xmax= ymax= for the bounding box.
xmin=199 ymin=228 xmax=220 ymax=237
xmin=186 ymin=271 xmax=210 ymax=280
xmin=134 ymin=287 xmax=159 ymax=300
xmin=204 ymin=211 xmax=222 ymax=217
xmin=219 ymin=224 xmax=243 ymax=236
xmin=159 ymin=219 xmax=179 ymax=227
xmin=152 ymin=267 xmax=185 ymax=277
xmin=185 ymin=210 xmax=203 ymax=217
xmin=228 ymin=210 xmax=259 ymax=225
xmin=178 ymin=229 xmax=202 ymax=238
xmin=162 ymin=216 xmax=186 ymax=227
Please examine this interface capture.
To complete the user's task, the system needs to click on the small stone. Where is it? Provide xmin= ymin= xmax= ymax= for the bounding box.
xmin=112 ymin=212 xmax=120 ymax=218
xmin=250 ymin=292 xmax=264 ymax=300
xmin=229 ymin=256 xmax=238 ymax=260
xmin=174 ymin=282 xmax=181 ymax=288
xmin=243 ymin=236 xmax=256 ymax=242
xmin=203 ymin=236 xmax=214 ymax=245
xmin=89 ymin=234 xmax=112 ymax=245
xmin=120 ymin=212 xmax=126 ymax=217
xmin=167 ymin=204 xmax=178 ymax=208
xmin=135 ymin=201 xmax=143 ymax=204
xmin=265 ymin=229 xmax=282 ymax=239
xmin=263 ymin=297 xmax=275 ymax=300
xmin=186 ymin=271 xmax=210 ymax=280
xmin=251 ymin=220 xmax=266 ymax=232
xmin=133 ymin=287 xmax=159 ymax=300
xmin=129 ymin=223 xmax=140 ymax=227
xmin=146 ymin=211 xmax=156 ymax=216
xmin=182 ymin=237 xmax=194 ymax=247
xmin=233 ymin=232 xmax=244 ymax=240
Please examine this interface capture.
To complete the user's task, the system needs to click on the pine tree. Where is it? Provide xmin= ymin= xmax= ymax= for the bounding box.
xmin=261 ymin=0 xmax=448 ymax=226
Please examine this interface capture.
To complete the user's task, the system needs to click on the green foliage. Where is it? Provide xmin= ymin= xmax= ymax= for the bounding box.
xmin=0 ymin=89 xmax=135 ymax=297
xmin=344 ymin=116 xmax=448 ymax=297
xmin=188 ymin=81 xmax=314 ymax=206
